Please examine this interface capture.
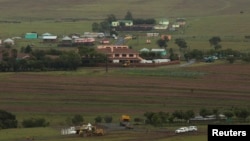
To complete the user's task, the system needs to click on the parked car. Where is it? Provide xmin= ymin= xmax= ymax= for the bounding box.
xmin=175 ymin=127 xmax=189 ymax=134
xmin=187 ymin=126 xmax=198 ymax=132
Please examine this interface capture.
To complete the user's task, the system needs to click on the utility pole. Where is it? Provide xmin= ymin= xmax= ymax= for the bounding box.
xmin=106 ymin=54 xmax=108 ymax=73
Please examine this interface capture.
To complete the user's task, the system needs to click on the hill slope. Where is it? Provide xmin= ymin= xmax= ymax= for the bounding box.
xmin=0 ymin=0 xmax=249 ymax=20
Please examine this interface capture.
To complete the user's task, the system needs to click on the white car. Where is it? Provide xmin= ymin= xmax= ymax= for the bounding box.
xmin=175 ymin=127 xmax=189 ymax=134
xmin=188 ymin=126 xmax=198 ymax=132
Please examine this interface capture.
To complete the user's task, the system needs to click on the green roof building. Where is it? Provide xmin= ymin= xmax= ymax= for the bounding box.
xmin=25 ymin=33 xmax=38 ymax=39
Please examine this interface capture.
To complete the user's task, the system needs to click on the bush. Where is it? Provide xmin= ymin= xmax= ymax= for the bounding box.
xmin=104 ymin=116 xmax=113 ymax=123
xmin=94 ymin=116 xmax=103 ymax=123
xmin=144 ymin=111 xmax=170 ymax=126
xmin=22 ymin=118 xmax=49 ymax=128
xmin=71 ymin=114 xmax=84 ymax=125
xmin=0 ymin=110 xmax=18 ymax=129
xmin=134 ymin=117 xmax=144 ymax=125
xmin=227 ymin=56 xmax=236 ymax=64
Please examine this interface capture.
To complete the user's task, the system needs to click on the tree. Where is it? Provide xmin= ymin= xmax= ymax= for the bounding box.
xmin=223 ymin=110 xmax=234 ymax=119
xmin=209 ymin=36 xmax=222 ymax=50
xmin=94 ymin=116 xmax=103 ymax=123
xmin=0 ymin=109 xmax=18 ymax=129
xmin=234 ymin=108 xmax=249 ymax=121
xmin=71 ymin=114 xmax=84 ymax=125
xmin=175 ymin=38 xmax=188 ymax=53
xmin=92 ymin=22 xmax=100 ymax=32
xmin=105 ymin=14 xmax=117 ymax=24
xmin=227 ymin=56 xmax=236 ymax=64
xmin=9 ymin=49 xmax=18 ymax=72
xmin=124 ymin=11 xmax=133 ymax=20
xmin=169 ymin=48 xmax=179 ymax=61
xmin=144 ymin=111 xmax=169 ymax=126
xmin=172 ymin=110 xmax=185 ymax=119
xmin=184 ymin=49 xmax=204 ymax=61
xmin=104 ymin=116 xmax=113 ymax=123
xmin=199 ymin=108 xmax=212 ymax=117
xmin=32 ymin=49 xmax=46 ymax=60
xmin=22 ymin=118 xmax=49 ymax=128
xmin=99 ymin=21 xmax=110 ymax=32
xmin=59 ymin=51 xmax=81 ymax=70
xmin=24 ymin=45 xmax=32 ymax=53
xmin=184 ymin=110 xmax=195 ymax=121
xmin=157 ymin=37 xmax=169 ymax=49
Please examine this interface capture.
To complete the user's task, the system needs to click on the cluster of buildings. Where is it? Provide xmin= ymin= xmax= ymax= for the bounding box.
xmin=0 ymin=18 xmax=186 ymax=65
xmin=0 ymin=31 xmax=173 ymax=65
xmin=111 ymin=18 xmax=186 ymax=31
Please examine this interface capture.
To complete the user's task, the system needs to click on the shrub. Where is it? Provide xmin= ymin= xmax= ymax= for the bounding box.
xmin=144 ymin=111 xmax=170 ymax=126
xmin=227 ymin=56 xmax=236 ymax=64
xmin=22 ymin=118 xmax=49 ymax=128
xmin=94 ymin=116 xmax=103 ymax=123
xmin=0 ymin=110 xmax=18 ymax=129
xmin=71 ymin=114 xmax=84 ymax=125
xmin=104 ymin=116 xmax=113 ymax=123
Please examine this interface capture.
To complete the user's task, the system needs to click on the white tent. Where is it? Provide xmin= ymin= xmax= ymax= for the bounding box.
xmin=3 ymin=38 xmax=14 ymax=45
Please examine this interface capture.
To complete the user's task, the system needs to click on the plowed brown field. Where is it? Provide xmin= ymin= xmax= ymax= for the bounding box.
xmin=0 ymin=63 xmax=250 ymax=119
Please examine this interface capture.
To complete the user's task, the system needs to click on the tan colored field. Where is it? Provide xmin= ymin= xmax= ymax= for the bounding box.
xmin=0 ymin=62 xmax=249 ymax=116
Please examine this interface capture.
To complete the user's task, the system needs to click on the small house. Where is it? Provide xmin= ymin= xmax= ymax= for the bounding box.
xmin=151 ymin=48 xmax=167 ymax=56
xmin=42 ymin=32 xmax=52 ymax=37
xmin=42 ymin=36 xmax=57 ymax=43
xmin=176 ymin=18 xmax=186 ymax=26
xmin=61 ymin=36 xmax=72 ymax=42
xmin=140 ymin=48 xmax=150 ymax=52
xmin=158 ymin=18 xmax=169 ymax=25
xmin=96 ymin=45 xmax=143 ymax=64
xmin=25 ymin=32 xmax=38 ymax=39
xmin=100 ymin=38 xmax=110 ymax=44
xmin=73 ymin=38 xmax=95 ymax=46
xmin=59 ymin=36 xmax=72 ymax=46
xmin=3 ymin=38 xmax=14 ymax=45
xmin=153 ymin=25 xmax=168 ymax=30
xmin=111 ymin=20 xmax=133 ymax=27
xmin=146 ymin=33 xmax=159 ymax=37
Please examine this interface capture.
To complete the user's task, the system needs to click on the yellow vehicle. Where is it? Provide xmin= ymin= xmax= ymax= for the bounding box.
xmin=124 ymin=35 xmax=132 ymax=40
xmin=120 ymin=115 xmax=134 ymax=129
xmin=120 ymin=115 xmax=130 ymax=126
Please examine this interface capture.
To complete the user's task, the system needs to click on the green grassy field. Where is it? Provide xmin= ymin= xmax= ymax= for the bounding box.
xmin=0 ymin=0 xmax=249 ymax=20
xmin=0 ymin=126 xmax=207 ymax=141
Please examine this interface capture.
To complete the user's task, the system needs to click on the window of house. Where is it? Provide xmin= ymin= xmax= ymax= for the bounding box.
xmin=122 ymin=54 xmax=127 ymax=57
xmin=115 ymin=54 xmax=119 ymax=57
xmin=129 ymin=54 xmax=134 ymax=57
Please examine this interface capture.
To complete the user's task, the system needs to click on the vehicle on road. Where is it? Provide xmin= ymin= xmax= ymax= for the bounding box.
xmin=187 ymin=126 xmax=198 ymax=132
xmin=175 ymin=127 xmax=189 ymax=134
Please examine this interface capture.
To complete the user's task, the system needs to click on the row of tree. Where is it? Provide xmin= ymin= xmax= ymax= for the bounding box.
xmin=65 ymin=107 xmax=250 ymax=127
xmin=0 ymin=46 xmax=106 ymax=72
xmin=157 ymin=36 xmax=221 ymax=51
xmin=156 ymin=36 xmax=250 ymax=63
xmin=143 ymin=107 xmax=250 ymax=126
xmin=1 ymin=105 xmax=249 ymax=129
xmin=1 ymin=46 xmax=249 ymax=72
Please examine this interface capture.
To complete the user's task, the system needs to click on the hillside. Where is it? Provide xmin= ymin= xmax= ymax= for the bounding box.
xmin=0 ymin=0 xmax=249 ymax=20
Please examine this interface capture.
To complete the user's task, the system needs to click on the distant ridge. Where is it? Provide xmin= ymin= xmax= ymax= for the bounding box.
xmin=0 ymin=0 xmax=249 ymax=21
